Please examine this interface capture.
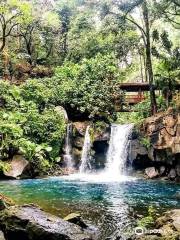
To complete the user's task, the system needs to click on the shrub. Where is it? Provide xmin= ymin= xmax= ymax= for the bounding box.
xmin=53 ymin=54 xmax=122 ymax=120
xmin=0 ymin=80 xmax=66 ymax=173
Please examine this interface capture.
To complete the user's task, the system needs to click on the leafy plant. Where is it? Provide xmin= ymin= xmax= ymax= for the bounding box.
xmin=138 ymin=206 xmax=157 ymax=228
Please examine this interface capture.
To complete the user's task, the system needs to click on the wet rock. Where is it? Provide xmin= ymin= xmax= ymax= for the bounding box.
xmin=159 ymin=166 xmax=166 ymax=176
xmin=64 ymin=213 xmax=88 ymax=229
xmin=73 ymin=137 xmax=84 ymax=149
xmin=175 ymin=164 xmax=180 ymax=177
xmin=4 ymin=155 xmax=29 ymax=179
xmin=130 ymin=140 xmax=148 ymax=161
xmin=0 ymin=205 xmax=94 ymax=240
xmin=168 ymin=168 xmax=176 ymax=180
xmin=145 ymin=167 xmax=159 ymax=179
xmin=156 ymin=209 xmax=180 ymax=232
xmin=73 ymin=122 xmax=90 ymax=136
xmin=0 ymin=231 xmax=5 ymax=240
xmin=72 ymin=148 xmax=82 ymax=167
xmin=135 ymin=209 xmax=180 ymax=240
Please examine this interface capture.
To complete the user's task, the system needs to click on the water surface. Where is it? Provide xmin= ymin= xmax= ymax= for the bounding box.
xmin=0 ymin=177 xmax=179 ymax=239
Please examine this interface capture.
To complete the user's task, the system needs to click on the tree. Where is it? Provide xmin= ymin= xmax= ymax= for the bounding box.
xmin=154 ymin=0 xmax=180 ymax=28
xmin=99 ymin=0 xmax=158 ymax=114
xmin=0 ymin=0 xmax=31 ymax=52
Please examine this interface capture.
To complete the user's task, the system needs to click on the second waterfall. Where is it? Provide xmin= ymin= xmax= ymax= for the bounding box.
xmin=79 ymin=126 xmax=92 ymax=173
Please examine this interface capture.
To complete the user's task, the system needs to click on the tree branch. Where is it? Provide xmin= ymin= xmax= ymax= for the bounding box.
xmin=5 ymin=23 xmax=19 ymax=37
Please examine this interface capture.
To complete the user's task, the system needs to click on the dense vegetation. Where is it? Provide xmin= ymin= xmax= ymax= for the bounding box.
xmin=0 ymin=0 xmax=179 ymax=174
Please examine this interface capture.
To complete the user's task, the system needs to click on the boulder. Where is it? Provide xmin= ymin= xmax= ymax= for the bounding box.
xmin=64 ymin=213 xmax=88 ymax=229
xmin=0 ymin=231 xmax=5 ymax=240
xmin=175 ymin=164 xmax=180 ymax=177
xmin=145 ymin=167 xmax=159 ymax=179
xmin=4 ymin=155 xmax=29 ymax=179
xmin=156 ymin=209 xmax=180 ymax=232
xmin=168 ymin=168 xmax=176 ymax=180
xmin=159 ymin=166 xmax=166 ymax=176
xmin=0 ymin=205 xmax=94 ymax=240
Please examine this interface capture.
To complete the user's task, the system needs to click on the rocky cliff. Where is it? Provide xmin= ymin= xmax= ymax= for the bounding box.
xmin=131 ymin=108 xmax=180 ymax=181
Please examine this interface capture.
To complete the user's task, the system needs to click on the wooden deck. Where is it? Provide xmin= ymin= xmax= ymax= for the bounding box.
xmin=119 ymin=82 xmax=180 ymax=92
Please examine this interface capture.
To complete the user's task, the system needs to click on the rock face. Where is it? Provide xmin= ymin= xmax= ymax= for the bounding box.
xmin=0 ymin=205 xmax=94 ymax=240
xmin=143 ymin=108 xmax=179 ymax=154
xmin=131 ymin=109 xmax=180 ymax=181
xmin=4 ymin=155 xmax=29 ymax=179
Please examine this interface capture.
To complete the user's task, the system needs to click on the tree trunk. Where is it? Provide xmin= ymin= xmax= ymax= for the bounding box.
xmin=142 ymin=0 xmax=157 ymax=115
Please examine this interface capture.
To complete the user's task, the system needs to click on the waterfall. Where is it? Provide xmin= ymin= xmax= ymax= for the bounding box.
xmin=79 ymin=126 xmax=92 ymax=173
xmin=64 ymin=123 xmax=73 ymax=168
xmin=104 ymin=124 xmax=133 ymax=178
xmin=62 ymin=123 xmax=136 ymax=182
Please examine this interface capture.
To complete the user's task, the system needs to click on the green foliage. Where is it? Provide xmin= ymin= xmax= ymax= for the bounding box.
xmin=117 ymin=94 xmax=168 ymax=126
xmin=138 ymin=206 xmax=157 ymax=228
xmin=43 ymin=54 xmax=122 ymax=120
xmin=21 ymin=79 xmax=53 ymax=108
xmin=0 ymin=80 xmax=66 ymax=173
xmin=116 ymin=112 xmax=144 ymax=126
xmin=0 ymin=161 xmax=10 ymax=174
xmin=140 ymin=137 xmax=151 ymax=149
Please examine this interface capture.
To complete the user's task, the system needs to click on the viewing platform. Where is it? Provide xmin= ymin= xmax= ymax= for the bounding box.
xmin=119 ymin=82 xmax=180 ymax=92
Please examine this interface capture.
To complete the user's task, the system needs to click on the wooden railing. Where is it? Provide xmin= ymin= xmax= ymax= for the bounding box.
xmin=125 ymin=94 xmax=146 ymax=104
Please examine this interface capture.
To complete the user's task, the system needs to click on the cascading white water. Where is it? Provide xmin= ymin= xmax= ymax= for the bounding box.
xmin=104 ymin=124 xmax=133 ymax=178
xmin=79 ymin=126 xmax=92 ymax=173
xmin=61 ymin=123 xmax=136 ymax=183
xmin=64 ymin=123 xmax=74 ymax=168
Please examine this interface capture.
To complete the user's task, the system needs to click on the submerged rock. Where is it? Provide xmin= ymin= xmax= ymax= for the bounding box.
xmin=64 ymin=213 xmax=88 ymax=229
xmin=0 ymin=205 xmax=94 ymax=240
xmin=4 ymin=155 xmax=29 ymax=179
